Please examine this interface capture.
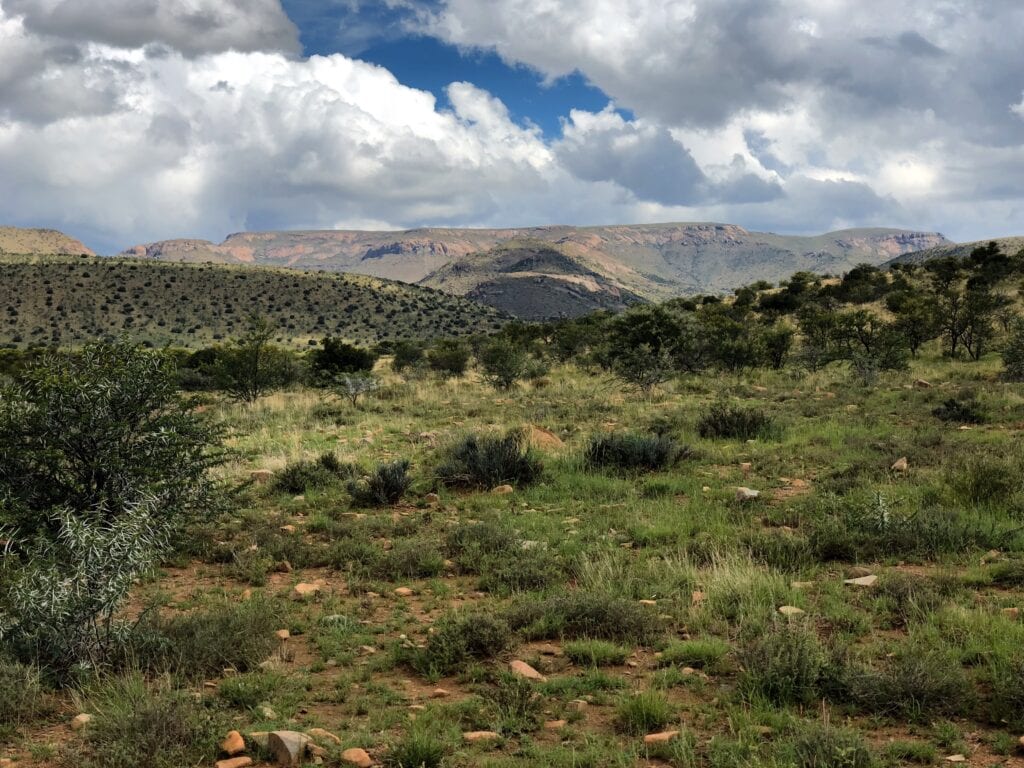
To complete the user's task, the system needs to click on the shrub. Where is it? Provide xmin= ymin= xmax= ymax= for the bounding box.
xmin=697 ymin=403 xmax=776 ymax=440
xmin=391 ymin=340 xmax=426 ymax=374
xmin=481 ymin=672 xmax=544 ymax=734
xmin=789 ymin=721 xmax=874 ymax=768
xmin=215 ymin=316 xmax=298 ymax=403
xmin=932 ymin=397 xmax=986 ymax=424
xmin=426 ymin=339 xmax=471 ymax=379
xmin=334 ymin=372 xmax=380 ymax=407
xmin=739 ymin=620 xmax=824 ymax=705
xmin=1002 ymin=317 xmax=1024 ymax=382
xmin=0 ymin=659 xmax=44 ymax=736
xmin=504 ymin=593 xmax=664 ymax=645
xmin=987 ymin=655 xmax=1024 ymax=730
xmin=435 ymin=430 xmax=543 ymax=490
xmin=374 ymin=539 xmax=445 ymax=580
xmin=73 ymin=674 xmax=223 ymax=768
xmin=477 ymin=547 xmax=567 ymax=595
xmin=308 ymin=336 xmax=377 ymax=381
xmin=401 ymin=612 xmax=512 ymax=677
xmin=478 ymin=338 xmax=530 ymax=390
xmin=657 ymin=638 xmax=730 ymax=672
xmin=564 ymin=639 xmax=630 ymax=667
xmin=584 ymin=433 xmax=692 ymax=473
xmin=948 ymin=456 xmax=1022 ymax=506
xmin=274 ymin=452 xmax=355 ymax=494
xmin=384 ymin=724 xmax=449 ymax=768
xmin=615 ymin=690 xmax=674 ymax=735
xmin=348 ymin=460 xmax=412 ymax=507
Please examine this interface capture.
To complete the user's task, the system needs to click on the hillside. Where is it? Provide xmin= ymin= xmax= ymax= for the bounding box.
xmin=0 ymin=255 xmax=506 ymax=349
xmin=886 ymin=235 xmax=1024 ymax=266
xmin=123 ymin=224 xmax=949 ymax=313
xmin=420 ymin=240 xmax=647 ymax=319
xmin=0 ymin=226 xmax=94 ymax=256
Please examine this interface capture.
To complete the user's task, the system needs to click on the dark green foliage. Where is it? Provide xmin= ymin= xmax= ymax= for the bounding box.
xmin=273 ymin=452 xmax=355 ymax=494
xmin=657 ymin=638 xmax=730 ymax=671
xmin=477 ymin=547 xmax=567 ymax=595
xmin=308 ymin=336 xmax=377 ymax=381
xmin=739 ymin=621 xmax=824 ymax=705
xmin=400 ymin=612 xmax=512 ymax=677
xmin=391 ymin=340 xmax=426 ymax=373
xmin=504 ymin=593 xmax=664 ymax=644
xmin=697 ymin=403 xmax=776 ymax=440
xmin=435 ymin=430 xmax=543 ymax=489
xmin=480 ymin=672 xmax=544 ymax=734
xmin=615 ymin=690 xmax=674 ymax=735
xmin=426 ymin=339 xmax=471 ymax=378
xmin=988 ymin=560 xmax=1024 ymax=587
xmin=1003 ymin=318 xmax=1024 ymax=381
xmin=932 ymin=397 xmax=986 ymax=424
xmin=375 ymin=539 xmax=445 ymax=580
xmin=384 ymin=725 xmax=449 ymax=768
xmin=789 ymin=721 xmax=875 ymax=768
xmin=215 ymin=316 xmax=298 ymax=403
xmin=986 ymin=655 xmax=1024 ymax=730
xmin=348 ymin=459 xmax=412 ymax=506
xmin=584 ymin=432 xmax=692 ymax=473
xmin=478 ymin=337 xmax=530 ymax=390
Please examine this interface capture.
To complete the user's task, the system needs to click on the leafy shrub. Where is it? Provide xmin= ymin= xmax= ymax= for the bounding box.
xmin=789 ymin=721 xmax=874 ymax=768
xmin=73 ymin=674 xmax=224 ymax=768
xmin=1002 ymin=318 xmax=1024 ymax=382
xmin=988 ymin=560 xmax=1024 ymax=587
xmin=698 ymin=403 xmax=776 ymax=440
xmin=564 ymin=639 xmax=630 ymax=667
xmin=426 ymin=339 xmax=471 ymax=378
xmin=391 ymin=340 xmax=426 ymax=374
xmin=348 ymin=460 xmax=412 ymax=507
xmin=435 ymin=430 xmax=543 ymax=490
xmin=873 ymin=572 xmax=956 ymax=629
xmin=480 ymin=672 xmax=544 ymax=734
xmin=274 ymin=452 xmax=355 ymax=494
xmin=374 ymin=539 xmax=445 ymax=580
xmin=401 ymin=612 xmax=512 ymax=678
xmin=932 ymin=397 xmax=986 ymax=424
xmin=504 ymin=593 xmax=664 ymax=645
xmin=217 ymin=670 xmax=289 ymax=711
xmin=948 ymin=456 xmax=1022 ymax=506
xmin=739 ymin=621 xmax=824 ymax=705
xmin=215 ymin=316 xmax=299 ymax=403
xmin=584 ymin=433 xmax=692 ymax=473
xmin=986 ymin=655 xmax=1024 ymax=730
xmin=477 ymin=547 xmax=567 ymax=595
xmin=478 ymin=338 xmax=530 ymax=390
xmin=333 ymin=373 xmax=380 ymax=407
xmin=308 ymin=336 xmax=377 ymax=381
xmin=657 ymin=638 xmax=730 ymax=672
xmin=615 ymin=690 xmax=674 ymax=735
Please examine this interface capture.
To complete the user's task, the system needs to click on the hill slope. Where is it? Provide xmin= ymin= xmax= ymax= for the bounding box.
xmin=0 ymin=226 xmax=94 ymax=256
xmin=886 ymin=236 xmax=1024 ymax=266
xmin=123 ymin=223 xmax=948 ymax=314
xmin=0 ymin=255 xmax=506 ymax=349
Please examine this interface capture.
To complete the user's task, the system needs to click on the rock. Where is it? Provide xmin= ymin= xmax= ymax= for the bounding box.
xmin=425 ymin=492 xmax=441 ymax=505
xmin=544 ymin=719 xmax=568 ymax=730
xmin=71 ymin=713 xmax=93 ymax=731
xmin=1019 ymin=734 xmax=1024 ymax=750
xmin=691 ymin=590 xmax=705 ymax=606
xmin=221 ymin=730 xmax=246 ymax=756
xmin=638 ymin=599 xmax=658 ymax=606
xmin=291 ymin=582 xmax=322 ymax=600
xmin=258 ymin=703 xmax=278 ymax=719
xmin=528 ymin=425 xmax=565 ymax=450
xmin=644 ymin=731 xmax=680 ymax=744
xmin=491 ymin=484 xmax=514 ymax=495
xmin=306 ymin=728 xmax=341 ymax=746
xmin=568 ymin=699 xmax=588 ymax=711
xmin=847 ymin=565 xmax=873 ymax=578
xmin=275 ymin=629 xmax=290 ymax=640
xmin=279 ymin=524 xmax=296 ymax=534
xmin=891 ymin=457 xmax=909 ymax=473
xmin=268 ymin=731 xmax=310 ymax=767
xmin=275 ymin=560 xmax=293 ymax=573
xmin=778 ymin=605 xmax=805 ymax=617
xmin=394 ymin=587 xmax=414 ymax=597
xmin=463 ymin=731 xmax=501 ymax=742
xmin=914 ymin=379 xmax=932 ymax=389
xmin=735 ymin=487 xmax=760 ymax=501
xmin=740 ymin=462 xmax=753 ymax=477
xmin=430 ymin=688 xmax=450 ymax=698
xmin=251 ymin=469 xmax=274 ymax=483
xmin=340 ymin=747 xmax=373 ymax=767
xmin=944 ymin=755 xmax=966 ymax=763
xmin=247 ymin=731 xmax=270 ymax=749
xmin=844 ymin=574 xmax=878 ymax=587
xmin=509 ymin=660 xmax=546 ymax=681
xmin=1002 ymin=607 xmax=1020 ymax=619
xmin=216 ymin=759 xmax=254 ymax=768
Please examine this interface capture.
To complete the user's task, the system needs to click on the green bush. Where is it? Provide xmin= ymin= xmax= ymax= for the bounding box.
xmin=435 ymin=430 xmax=543 ymax=490
xmin=481 ymin=672 xmax=544 ymax=734
xmin=948 ymin=456 xmax=1022 ymax=506
xmin=274 ymin=452 xmax=355 ymax=494
xmin=308 ymin=336 xmax=378 ymax=382
xmin=0 ymin=659 xmax=44 ymax=738
xmin=504 ymin=593 xmax=664 ymax=645
xmin=584 ymin=433 xmax=692 ymax=473
xmin=478 ymin=337 xmax=530 ymax=390
xmin=1002 ymin=318 xmax=1024 ymax=382
xmin=215 ymin=316 xmax=299 ymax=403
xmin=615 ymin=690 xmax=674 ymax=735
xmin=564 ymin=639 xmax=630 ymax=667
xmin=348 ymin=460 xmax=413 ymax=507
xmin=426 ymin=339 xmax=471 ymax=379
xmin=657 ymin=638 xmax=730 ymax=672
xmin=401 ymin=612 xmax=512 ymax=678
xmin=932 ymin=397 xmax=986 ymax=424
xmin=384 ymin=723 xmax=449 ymax=768
xmin=477 ymin=547 xmax=567 ymax=595
xmin=789 ymin=720 xmax=875 ymax=768
xmin=739 ymin=620 xmax=824 ymax=705
xmin=697 ymin=403 xmax=776 ymax=440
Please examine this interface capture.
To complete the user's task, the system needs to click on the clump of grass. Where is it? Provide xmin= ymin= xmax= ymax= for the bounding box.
xmin=217 ymin=670 xmax=289 ymax=711
xmin=932 ymin=397 xmax=986 ymax=424
xmin=504 ymin=592 xmax=664 ymax=645
xmin=884 ymin=740 xmax=937 ymax=765
xmin=697 ymin=403 xmax=776 ymax=440
xmin=948 ymin=455 xmax=1022 ymax=506
xmin=375 ymin=538 xmax=446 ymax=580
xmin=477 ymin=546 xmax=567 ymax=595
xmin=564 ymin=639 xmax=630 ymax=667
xmin=739 ymin=620 xmax=824 ymax=705
xmin=989 ymin=560 xmax=1024 ymax=587
xmin=273 ymin=452 xmax=355 ymax=494
xmin=0 ymin=659 xmax=45 ymax=738
xmin=657 ymin=638 xmax=730 ymax=672
xmin=348 ymin=459 xmax=412 ymax=507
xmin=615 ymin=690 xmax=674 ymax=735
xmin=480 ymin=672 xmax=544 ymax=734
xmin=400 ymin=612 xmax=512 ymax=678
xmin=384 ymin=723 xmax=449 ymax=768
xmin=435 ymin=430 xmax=543 ymax=489
xmin=788 ymin=720 xmax=874 ymax=768
xmin=584 ymin=432 xmax=692 ymax=473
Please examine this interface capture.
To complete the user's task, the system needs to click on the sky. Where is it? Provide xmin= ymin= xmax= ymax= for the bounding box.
xmin=1 ymin=0 xmax=1023 ymax=254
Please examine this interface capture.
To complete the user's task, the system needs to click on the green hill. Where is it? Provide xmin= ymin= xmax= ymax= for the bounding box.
xmin=0 ymin=255 xmax=507 ymax=349
xmin=886 ymin=236 xmax=1024 ymax=266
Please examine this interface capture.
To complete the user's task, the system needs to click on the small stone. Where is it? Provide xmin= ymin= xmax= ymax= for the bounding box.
xmin=544 ymin=720 xmax=568 ymax=730
xmin=279 ymin=524 xmax=296 ymax=534
xmin=491 ymin=484 xmax=514 ymax=495
xmin=639 ymin=599 xmax=658 ymax=606
xmin=844 ymin=574 xmax=878 ymax=587
xmin=644 ymin=730 xmax=680 ymax=744
xmin=914 ymin=379 xmax=932 ymax=389
xmin=740 ymin=462 xmax=753 ymax=477
xmin=568 ymin=699 xmax=588 ymax=711
xmin=944 ymin=755 xmax=966 ymax=763
xmin=702 ymin=485 xmax=712 ymax=492
xmin=340 ymin=747 xmax=373 ymax=768
xmin=275 ymin=629 xmax=290 ymax=640
xmin=891 ymin=457 xmax=909 ymax=473
xmin=430 ymin=688 xmax=450 ymax=698
xmin=306 ymin=728 xmax=342 ymax=746
xmin=290 ymin=582 xmax=322 ymax=601
xmin=394 ymin=587 xmax=414 ymax=597
xmin=268 ymin=731 xmax=310 ymax=767
xmin=275 ymin=560 xmax=293 ymax=573
xmin=509 ymin=660 xmax=546 ymax=682
xmin=425 ymin=492 xmax=441 ymax=505
xmin=216 ymin=758 xmax=253 ymax=768
xmin=778 ymin=605 xmax=805 ymax=617
xmin=735 ymin=487 xmax=760 ymax=501
xmin=221 ymin=730 xmax=246 ymax=756
xmin=71 ymin=713 xmax=93 ymax=731
xmin=251 ymin=469 xmax=274 ymax=483
xmin=463 ymin=731 xmax=501 ymax=742
xmin=258 ymin=704 xmax=278 ymax=720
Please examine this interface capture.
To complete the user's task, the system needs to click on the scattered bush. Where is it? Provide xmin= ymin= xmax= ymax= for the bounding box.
xmin=348 ymin=460 xmax=412 ymax=507
xmin=401 ymin=612 xmax=512 ymax=678
xmin=308 ymin=336 xmax=377 ymax=382
xmin=697 ymin=403 xmax=776 ymax=440
xmin=273 ymin=452 xmax=355 ymax=494
xmin=1002 ymin=318 xmax=1024 ymax=382
xmin=384 ymin=724 xmax=449 ymax=768
xmin=932 ymin=397 xmax=986 ymax=424
xmin=333 ymin=372 xmax=380 ymax=407
xmin=789 ymin=720 xmax=874 ymax=768
xmin=584 ymin=433 xmax=692 ymax=473
xmin=215 ymin=316 xmax=298 ymax=403
xmin=478 ymin=338 xmax=530 ymax=390
xmin=391 ymin=340 xmax=426 ymax=374
xmin=504 ymin=593 xmax=664 ymax=645
xmin=480 ymin=672 xmax=544 ymax=734
xmin=657 ymin=638 xmax=730 ymax=672
xmin=615 ymin=690 xmax=674 ymax=735
xmin=435 ymin=430 xmax=543 ymax=490
xmin=564 ymin=639 xmax=630 ymax=667
xmin=948 ymin=455 xmax=1022 ymax=506
xmin=739 ymin=620 xmax=824 ymax=705
xmin=426 ymin=339 xmax=471 ymax=378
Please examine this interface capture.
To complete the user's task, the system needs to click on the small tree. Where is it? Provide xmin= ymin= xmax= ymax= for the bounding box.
xmin=427 ymin=340 xmax=471 ymax=379
xmin=392 ymin=340 xmax=426 ymax=374
xmin=1003 ymin=318 xmax=1024 ymax=381
xmin=216 ymin=316 xmax=297 ymax=403
xmin=478 ymin=338 xmax=529 ymax=390
xmin=308 ymin=336 xmax=377 ymax=383
xmin=334 ymin=372 xmax=379 ymax=407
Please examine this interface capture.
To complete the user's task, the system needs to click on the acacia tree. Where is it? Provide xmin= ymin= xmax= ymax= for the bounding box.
xmin=216 ymin=316 xmax=297 ymax=403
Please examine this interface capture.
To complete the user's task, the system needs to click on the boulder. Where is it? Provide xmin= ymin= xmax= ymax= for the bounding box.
xmin=290 ymin=582 xmax=322 ymax=601
xmin=778 ymin=605 xmax=805 ymax=617
xmin=528 ymin=425 xmax=565 ymax=450
xmin=914 ymin=379 xmax=932 ymax=389
xmin=394 ymin=587 xmax=414 ymax=597
xmin=216 ymin=759 xmax=253 ymax=768
xmin=844 ymin=574 xmax=878 ymax=587
xmin=306 ymin=728 xmax=341 ymax=745
xmin=267 ymin=731 xmax=310 ymax=767
xmin=340 ymin=747 xmax=373 ymax=768
xmin=544 ymin=720 xmax=568 ymax=730
xmin=509 ymin=660 xmax=546 ymax=682
xmin=221 ymin=730 xmax=246 ymax=756
xmin=275 ymin=629 xmax=290 ymax=641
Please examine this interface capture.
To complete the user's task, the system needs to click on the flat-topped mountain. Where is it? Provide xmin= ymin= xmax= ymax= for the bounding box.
xmin=122 ymin=223 xmax=948 ymax=316
xmin=0 ymin=226 xmax=94 ymax=256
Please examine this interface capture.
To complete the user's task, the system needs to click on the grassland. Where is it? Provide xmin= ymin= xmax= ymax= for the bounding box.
xmin=0 ymin=254 xmax=507 ymax=348
xmin=5 ymin=344 xmax=1024 ymax=768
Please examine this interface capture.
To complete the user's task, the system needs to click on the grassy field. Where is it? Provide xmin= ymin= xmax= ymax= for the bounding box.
xmin=5 ymin=345 xmax=1024 ymax=768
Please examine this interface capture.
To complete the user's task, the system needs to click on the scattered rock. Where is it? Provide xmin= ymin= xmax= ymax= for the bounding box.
xmin=844 ymin=574 xmax=878 ymax=587
xmin=891 ymin=457 xmax=909 ymax=473
xmin=644 ymin=731 xmax=681 ymax=744
xmin=491 ymin=484 xmax=514 ymax=495
xmin=638 ymin=599 xmax=658 ymax=606
xmin=544 ymin=720 xmax=567 ymax=730
xmin=778 ymin=605 xmax=805 ymax=617
xmin=275 ymin=560 xmax=293 ymax=573
xmin=258 ymin=703 xmax=278 ymax=720
xmin=740 ymin=462 xmax=753 ymax=477
xmin=568 ymin=699 xmax=588 ymax=712
xmin=216 ymin=758 xmax=253 ymax=768
xmin=944 ymin=755 xmax=966 ymax=763
xmin=509 ymin=660 xmax=546 ymax=682
xmin=340 ymin=747 xmax=373 ymax=768
xmin=914 ymin=379 xmax=932 ymax=389
xmin=290 ymin=582 xmax=322 ymax=601
xmin=394 ymin=587 xmax=414 ymax=597
xmin=251 ymin=469 xmax=274 ymax=483
xmin=221 ymin=730 xmax=246 ymax=756
xmin=735 ymin=487 xmax=760 ymax=501
xmin=279 ymin=524 xmax=296 ymax=534
xmin=306 ymin=728 xmax=341 ymax=746
xmin=430 ymin=688 xmax=450 ymax=699
xmin=528 ymin=425 xmax=565 ymax=450
xmin=267 ymin=731 xmax=310 ymax=767
xmin=247 ymin=731 xmax=270 ymax=749
xmin=275 ymin=629 xmax=290 ymax=641
xmin=847 ymin=565 xmax=873 ymax=578
xmin=462 ymin=731 xmax=501 ymax=743
xmin=70 ymin=713 xmax=93 ymax=731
